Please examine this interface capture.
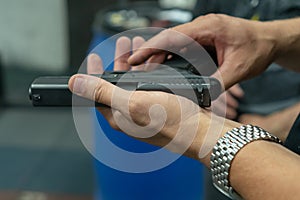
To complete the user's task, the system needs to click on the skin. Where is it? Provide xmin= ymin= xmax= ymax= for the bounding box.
xmin=213 ymin=84 xmax=244 ymax=119
xmin=215 ymin=84 xmax=300 ymax=141
xmin=239 ymin=102 xmax=300 ymax=142
xmin=128 ymin=14 xmax=300 ymax=89
xmin=69 ymin=14 xmax=300 ymax=199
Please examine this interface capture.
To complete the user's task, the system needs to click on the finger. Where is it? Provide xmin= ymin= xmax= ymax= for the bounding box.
xmin=132 ymin=36 xmax=145 ymax=51
xmin=212 ymin=102 xmax=237 ymax=119
xmin=211 ymin=100 xmax=226 ymax=118
xmin=226 ymin=107 xmax=238 ymax=120
xmin=128 ymin=15 xmax=223 ymax=66
xmin=212 ymin=59 xmax=245 ymax=90
xmin=228 ymin=84 xmax=244 ymax=98
xmin=144 ymin=54 xmax=167 ymax=71
xmin=131 ymin=36 xmax=146 ymax=71
xmin=179 ymin=47 xmax=188 ymax=55
xmin=167 ymin=54 xmax=173 ymax=60
xmin=212 ymin=92 xmax=238 ymax=119
xmin=69 ymin=74 xmax=129 ymax=110
xmin=128 ymin=25 xmax=196 ymax=65
xmin=114 ymin=36 xmax=131 ymax=71
xmin=226 ymin=92 xmax=239 ymax=109
xmin=87 ymin=53 xmax=104 ymax=74
xmin=212 ymin=70 xmax=234 ymax=91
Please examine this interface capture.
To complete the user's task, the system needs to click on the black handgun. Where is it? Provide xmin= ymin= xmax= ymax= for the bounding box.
xmin=29 ymin=58 xmax=221 ymax=107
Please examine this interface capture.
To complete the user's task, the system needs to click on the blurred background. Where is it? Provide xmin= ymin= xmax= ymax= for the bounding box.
xmin=0 ymin=1 xmax=104 ymax=199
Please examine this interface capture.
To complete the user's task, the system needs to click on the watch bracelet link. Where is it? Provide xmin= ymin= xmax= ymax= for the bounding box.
xmin=210 ymin=124 xmax=282 ymax=199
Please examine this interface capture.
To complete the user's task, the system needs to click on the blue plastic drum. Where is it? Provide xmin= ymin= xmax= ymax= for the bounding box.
xmin=88 ymin=28 xmax=205 ymax=200
xmin=90 ymin=3 xmax=203 ymax=200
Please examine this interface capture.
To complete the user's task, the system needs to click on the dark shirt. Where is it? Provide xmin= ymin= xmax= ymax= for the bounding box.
xmin=195 ymin=0 xmax=300 ymax=20
xmin=284 ymin=114 xmax=300 ymax=155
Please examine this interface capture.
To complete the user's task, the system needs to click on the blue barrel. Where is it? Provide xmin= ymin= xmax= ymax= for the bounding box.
xmin=88 ymin=5 xmax=205 ymax=199
xmin=94 ymin=112 xmax=204 ymax=200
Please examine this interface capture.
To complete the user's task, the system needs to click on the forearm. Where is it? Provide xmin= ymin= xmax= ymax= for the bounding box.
xmin=265 ymin=18 xmax=300 ymax=71
xmin=239 ymin=102 xmax=300 ymax=141
xmin=230 ymin=141 xmax=300 ymax=200
xmin=267 ymin=102 xmax=300 ymax=141
xmin=196 ymin=116 xmax=300 ymax=200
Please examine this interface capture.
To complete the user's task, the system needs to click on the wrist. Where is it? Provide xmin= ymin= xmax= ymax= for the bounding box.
xmin=195 ymin=112 xmax=241 ymax=167
xmin=253 ymin=20 xmax=282 ymax=62
xmin=210 ymin=125 xmax=282 ymax=199
xmin=264 ymin=19 xmax=300 ymax=64
xmin=266 ymin=21 xmax=288 ymax=59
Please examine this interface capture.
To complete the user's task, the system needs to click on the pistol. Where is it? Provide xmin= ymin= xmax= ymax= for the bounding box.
xmin=29 ymin=58 xmax=221 ymax=107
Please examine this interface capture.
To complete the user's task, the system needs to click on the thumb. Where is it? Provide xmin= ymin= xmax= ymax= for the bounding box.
xmin=212 ymin=61 xmax=242 ymax=91
xmin=68 ymin=74 xmax=127 ymax=109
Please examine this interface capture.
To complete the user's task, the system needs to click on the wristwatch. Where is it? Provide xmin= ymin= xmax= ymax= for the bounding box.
xmin=210 ymin=124 xmax=282 ymax=199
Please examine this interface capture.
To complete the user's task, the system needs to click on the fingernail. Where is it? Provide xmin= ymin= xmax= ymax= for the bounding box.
xmin=73 ymin=77 xmax=86 ymax=95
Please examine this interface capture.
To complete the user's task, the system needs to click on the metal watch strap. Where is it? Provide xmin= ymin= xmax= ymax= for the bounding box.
xmin=210 ymin=124 xmax=282 ymax=199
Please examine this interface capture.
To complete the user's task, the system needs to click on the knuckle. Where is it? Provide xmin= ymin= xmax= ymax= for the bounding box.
xmin=205 ymin=13 xmax=219 ymax=19
xmin=129 ymin=93 xmax=148 ymax=114
xmin=93 ymin=80 xmax=104 ymax=103
xmin=129 ymin=99 xmax=142 ymax=114
xmin=161 ymin=28 xmax=173 ymax=36
xmin=159 ymin=29 xmax=175 ymax=48
xmin=196 ymin=13 xmax=222 ymax=22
